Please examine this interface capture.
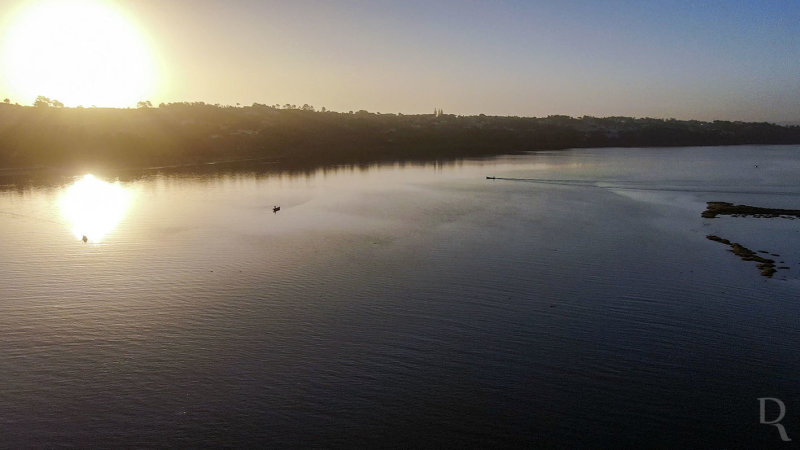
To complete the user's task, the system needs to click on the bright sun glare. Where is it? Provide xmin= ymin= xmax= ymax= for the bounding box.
xmin=1 ymin=0 xmax=157 ymax=107
xmin=59 ymin=174 xmax=134 ymax=242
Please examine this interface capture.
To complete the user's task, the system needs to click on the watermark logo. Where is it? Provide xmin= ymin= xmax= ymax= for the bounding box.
xmin=759 ymin=397 xmax=792 ymax=442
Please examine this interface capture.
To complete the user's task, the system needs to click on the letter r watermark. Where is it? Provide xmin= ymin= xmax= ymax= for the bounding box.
xmin=759 ymin=397 xmax=791 ymax=442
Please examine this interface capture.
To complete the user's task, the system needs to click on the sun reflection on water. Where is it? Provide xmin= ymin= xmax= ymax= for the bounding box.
xmin=59 ymin=174 xmax=134 ymax=242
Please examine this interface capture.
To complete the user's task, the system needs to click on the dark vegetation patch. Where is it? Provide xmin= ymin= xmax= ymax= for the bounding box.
xmin=702 ymin=202 xmax=800 ymax=219
xmin=706 ymin=235 xmax=778 ymax=277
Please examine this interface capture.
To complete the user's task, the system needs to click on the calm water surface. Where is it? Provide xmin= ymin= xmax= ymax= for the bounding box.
xmin=1 ymin=146 xmax=800 ymax=447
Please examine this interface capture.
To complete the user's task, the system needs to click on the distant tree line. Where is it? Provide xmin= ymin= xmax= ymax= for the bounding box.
xmin=1 ymin=101 xmax=799 ymax=170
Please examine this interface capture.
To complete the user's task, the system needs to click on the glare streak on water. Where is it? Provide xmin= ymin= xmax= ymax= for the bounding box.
xmin=1 ymin=146 xmax=800 ymax=447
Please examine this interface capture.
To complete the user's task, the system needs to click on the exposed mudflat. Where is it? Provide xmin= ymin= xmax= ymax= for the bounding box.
xmin=702 ymin=200 xmax=800 ymax=278
xmin=706 ymin=235 xmax=778 ymax=277
xmin=702 ymin=201 xmax=800 ymax=219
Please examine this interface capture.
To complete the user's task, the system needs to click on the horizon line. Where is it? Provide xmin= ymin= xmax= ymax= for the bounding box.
xmin=2 ymin=100 xmax=797 ymax=126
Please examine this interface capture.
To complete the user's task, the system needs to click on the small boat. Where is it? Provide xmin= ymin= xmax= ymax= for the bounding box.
xmin=486 ymin=176 xmax=496 ymax=180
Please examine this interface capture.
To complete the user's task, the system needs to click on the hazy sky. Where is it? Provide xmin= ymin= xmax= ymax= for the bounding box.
xmin=2 ymin=0 xmax=799 ymax=121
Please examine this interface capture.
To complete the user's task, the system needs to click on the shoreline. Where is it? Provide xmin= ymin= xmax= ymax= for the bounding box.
xmin=2 ymin=143 xmax=799 ymax=186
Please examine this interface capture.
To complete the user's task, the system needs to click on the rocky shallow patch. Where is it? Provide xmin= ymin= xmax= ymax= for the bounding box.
xmin=702 ymin=201 xmax=799 ymax=278
xmin=702 ymin=202 xmax=800 ymax=219
xmin=706 ymin=235 xmax=778 ymax=277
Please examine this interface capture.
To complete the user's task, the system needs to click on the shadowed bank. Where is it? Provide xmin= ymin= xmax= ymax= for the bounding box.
xmin=2 ymin=102 xmax=800 ymax=172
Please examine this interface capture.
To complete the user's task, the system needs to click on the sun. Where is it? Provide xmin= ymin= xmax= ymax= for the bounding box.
xmin=0 ymin=0 xmax=158 ymax=107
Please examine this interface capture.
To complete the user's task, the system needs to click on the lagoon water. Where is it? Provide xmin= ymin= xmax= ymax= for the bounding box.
xmin=1 ymin=146 xmax=800 ymax=447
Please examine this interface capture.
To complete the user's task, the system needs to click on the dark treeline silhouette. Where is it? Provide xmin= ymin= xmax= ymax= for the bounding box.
xmin=1 ymin=101 xmax=800 ymax=171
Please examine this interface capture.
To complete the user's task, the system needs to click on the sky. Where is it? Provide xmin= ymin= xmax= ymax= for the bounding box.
xmin=1 ymin=0 xmax=798 ymax=122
